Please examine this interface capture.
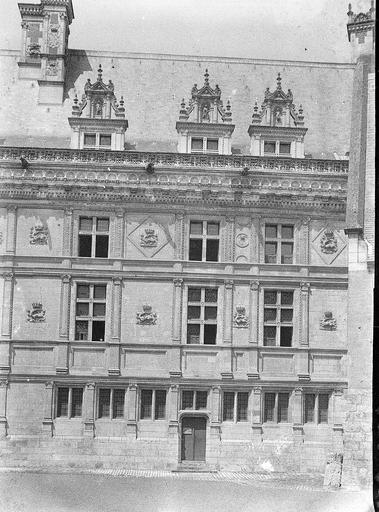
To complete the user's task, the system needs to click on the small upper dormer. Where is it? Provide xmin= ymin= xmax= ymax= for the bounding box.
xmin=248 ymin=73 xmax=307 ymax=158
xmin=347 ymin=1 xmax=375 ymax=61
xmin=176 ymin=69 xmax=235 ymax=155
xmin=68 ymin=64 xmax=128 ymax=151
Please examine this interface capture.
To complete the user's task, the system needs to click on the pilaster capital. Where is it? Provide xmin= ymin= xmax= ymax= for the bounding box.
xmin=129 ymin=383 xmax=138 ymax=391
xmin=212 ymin=385 xmax=221 ymax=393
xmin=176 ymin=212 xmax=185 ymax=221
xmin=7 ymin=205 xmax=17 ymax=213
xmin=294 ymin=387 xmax=303 ymax=395
xmin=64 ymin=208 xmax=73 ymax=216
xmin=21 ymin=21 xmax=29 ymax=29
xmin=3 ymin=272 xmax=14 ymax=282
xmin=61 ymin=274 xmax=71 ymax=284
xmin=45 ymin=381 xmax=54 ymax=389
xmin=333 ymin=388 xmax=344 ymax=396
xmin=112 ymin=276 xmax=123 ymax=285
xmin=253 ymin=386 xmax=262 ymax=394
xmin=301 ymin=216 xmax=311 ymax=226
xmin=115 ymin=209 xmax=124 ymax=218
xmin=225 ymin=216 xmax=235 ymax=223
xmin=170 ymin=384 xmax=179 ymax=392
xmin=0 ymin=379 xmax=8 ymax=388
xmin=173 ymin=278 xmax=183 ymax=288
xmin=86 ymin=382 xmax=96 ymax=390
xmin=250 ymin=280 xmax=259 ymax=291
xmin=300 ymin=281 xmax=310 ymax=292
xmin=224 ymin=279 xmax=234 ymax=290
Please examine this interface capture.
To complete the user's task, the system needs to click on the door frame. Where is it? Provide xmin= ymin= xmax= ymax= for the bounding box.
xmin=179 ymin=412 xmax=209 ymax=462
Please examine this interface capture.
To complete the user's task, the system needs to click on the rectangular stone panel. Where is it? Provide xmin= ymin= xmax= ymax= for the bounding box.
xmin=311 ymin=354 xmax=342 ymax=375
xmin=71 ymin=347 xmax=106 ymax=368
xmin=122 ymin=349 xmax=167 ymax=374
xmin=261 ymin=352 xmax=295 ymax=375
xmin=12 ymin=346 xmax=54 ymax=368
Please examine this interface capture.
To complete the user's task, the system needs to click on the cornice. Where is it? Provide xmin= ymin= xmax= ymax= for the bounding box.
xmin=0 ymin=147 xmax=348 ymax=174
xmin=68 ymin=117 xmax=128 ymax=130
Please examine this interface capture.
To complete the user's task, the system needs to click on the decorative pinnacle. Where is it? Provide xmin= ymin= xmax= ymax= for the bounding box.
xmin=253 ymin=101 xmax=258 ymax=112
xmin=181 ymin=98 xmax=186 ymax=109
xmin=276 ymin=72 xmax=282 ymax=89
xmin=119 ymin=96 xmax=124 ymax=106
xmin=97 ymin=64 xmax=103 ymax=80
xmin=73 ymin=94 xmax=78 ymax=105
xmin=204 ymin=69 xmax=209 ymax=85
xmin=226 ymin=99 xmax=231 ymax=111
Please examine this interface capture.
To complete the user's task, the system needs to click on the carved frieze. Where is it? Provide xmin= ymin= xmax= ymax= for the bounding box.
xmin=320 ymin=311 xmax=337 ymax=331
xmin=233 ymin=305 xmax=249 ymax=328
xmin=136 ymin=304 xmax=157 ymax=325
xmin=27 ymin=302 xmax=46 ymax=323
xmin=30 ymin=222 xmax=49 ymax=245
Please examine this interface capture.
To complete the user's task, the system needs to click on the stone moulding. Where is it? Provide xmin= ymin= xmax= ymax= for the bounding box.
xmin=0 ymin=147 xmax=348 ymax=174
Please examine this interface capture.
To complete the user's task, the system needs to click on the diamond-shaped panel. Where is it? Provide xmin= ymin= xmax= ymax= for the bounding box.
xmin=312 ymin=226 xmax=346 ymax=264
xmin=128 ymin=217 xmax=169 ymax=258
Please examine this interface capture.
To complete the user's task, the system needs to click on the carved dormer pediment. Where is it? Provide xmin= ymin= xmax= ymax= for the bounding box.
xmin=251 ymin=73 xmax=304 ymax=128
xmin=248 ymin=73 xmax=307 ymax=158
xmin=68 ymin=64 xmax=128 ymax=151
xmin=176 ymin=69 xmax=234 ymax=155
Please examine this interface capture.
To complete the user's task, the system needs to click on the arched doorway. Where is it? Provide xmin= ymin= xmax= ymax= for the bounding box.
xmin=181 ymin=416 xmax=207 ymax=462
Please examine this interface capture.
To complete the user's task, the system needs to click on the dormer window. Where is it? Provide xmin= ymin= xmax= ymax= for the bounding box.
xmin=248 ymin=73 xmax=307 ymax=158
xmin=83 ymin=133 xmax=112 ymax=150
xmin=176 ymin=69 xmax=234 ymax=155
xmin=68 ymin=64 xmax=128 ymax=151
xmin=191 ymin=137 xmax=219 ymax=154
xmin=264 ymin=141 xmax=292 ymax=156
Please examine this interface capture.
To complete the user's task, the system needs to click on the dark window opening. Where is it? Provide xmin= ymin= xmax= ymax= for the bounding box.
xmin=278 ymin=393 xmax=289 ymax=422
xmin=280 ymin=326 xmax=292 ymax=347
xmin=79 ymin=235 xmax=92 ymax=257
xmin=279 ymin=142 xmax=291 ymax=154
xmin=141 ymin=390 xmax=153 ymax=419
xmin=95 ymin=235 xmax=109 ymax=258
xmin=264 ymin=393 xmax=275 ymax=422
xmin=196 ymin=391 xmax=208 ymax=409
xmin=189 ymin=239 xmax=202 ymax=261
xmin=237 ymin=393 xmax=248 ymax=422
xmin=223 ymin=392 xmax=234 ymax=421
xmin=99 ymin=134 xmax=111 ymax=147
xmin=206 ymin=239 xmax=219 ymax=261
xmin=92 ymin=321 xmax=105 ymax=341
xmin=206 ymin=139 xmax=219 ymax=152
xmin=71 ymin=388 xmax=83 ymax=418
xmin=191 ymin=138 xmax=203 ymax=151
xmin=264 ymin=141 xmax=276 ymax=154
xmin=204 ymin=324 xmax=217 ymax=345
xmin=155 ymin=390 xmax=167 ymax=419
xmin=98 ymin=389 xmax=111 ymax=418
xmin=57 ymin=387 xmax=69 ymax=417
xmin=84 ymin=134 xmax=96 ymax=146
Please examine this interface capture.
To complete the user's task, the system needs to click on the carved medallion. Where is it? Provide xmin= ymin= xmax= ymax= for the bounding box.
xmin=46 ymin=60 xmax=58 ymax=76
xmin=136 ymin=304 xmax=157 ymax=325
xmin=27 ymin=302 xmax=46 ymax=323
xmin=27 ymin=43 xmax=40 ymax=56
xmin=30 ymin=223 xmax=49 ymax=245
xmin=320 ymin=230 xmax=338 ymax=254
xmin=140 ymin=227 xmax=158 ymax=248
xmin=320 ymin=311 xmax=337 ymax=331
xmin=233 ymin=305 xmax=249 ymax=328
xmin=236 ymin=233 xmax=249 ymax=248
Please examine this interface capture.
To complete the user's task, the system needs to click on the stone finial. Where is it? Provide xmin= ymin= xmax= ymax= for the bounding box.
xmin=204 ymin=68 xmax=209 ymax=85
xmin=97 ymin=64 xmax=103 ymax=81
xmin=276 ymin=72 xmax=282 ymax=90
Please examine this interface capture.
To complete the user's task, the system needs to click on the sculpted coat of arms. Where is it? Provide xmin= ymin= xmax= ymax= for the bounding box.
xmin=27 ymin=302 xmax=46 ymax=323
xmin=140 ymin=227 xmax=158 ymax=248
xmin=319 ymin=311 xmax=337 ymax=331
xmin=136 ymin=304 xmax=157 ymax=325
xmin=233 ymin=305 xmax=249 ymax=328
xmin=320 ymin=230 xmax=338 ymax=254
xmin=30 ymin=223 xmax=49 ymax=245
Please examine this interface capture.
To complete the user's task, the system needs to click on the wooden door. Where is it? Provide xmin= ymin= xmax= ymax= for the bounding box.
xmin=181 ymin=417 xmax=206 ymax=461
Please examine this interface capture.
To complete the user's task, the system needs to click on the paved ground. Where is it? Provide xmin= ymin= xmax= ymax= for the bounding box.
xmin=0 ymin=469 xmax=375 ymax=512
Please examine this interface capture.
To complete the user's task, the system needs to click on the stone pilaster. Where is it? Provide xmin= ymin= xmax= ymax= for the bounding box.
xmin=170 ymin=278 xmax=183 ymax=378
xmin=332 ymin=388 xmax=344 ymax=451
xmin=113 ymin=210 xmax=124 ymax=258
xmin=299 ymin=282 xmax=310 ymax=346
xmin=247 ymin=280 xmax=259 ymax=379
xmin=42 ymin=381 xmax=54 ymax=436
xmin=6 ymin=206 xmax=17 ymax=255
xmin=210 ymin=386 xmax=221 ymax=438
xmin=223 ymin=216 xmax=235 ymax=262
xmin=127 ymin=384 xmax=138 ymax=437
xmin=59 ymin=274 xmax=71 ymax=338
xmin=300 ymin=217 xmax=310 ymax=264
xmin=168 ymin=384 xmax=179 ymax=436
xmin=0 ymin=273 xmax=13 ymax=374
xmin=0 ymin=379 xmax=8 ymax=437
xmin=62 ymin=208 xmax=73 ymax=257
xmin=292 ymin=387 xmax=304 ymax=443
xmin=109 ymin=277 xmax=122 ymax=376
xmin=83 ymin=382 xmax=95 ymax=437
xmin=223 ymin=280 xmax=233 ymax=344
xmin=174 ymin=212 xmax=185 ymax=260
xmin=251 ymin=386 xmax=263 ymax=440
